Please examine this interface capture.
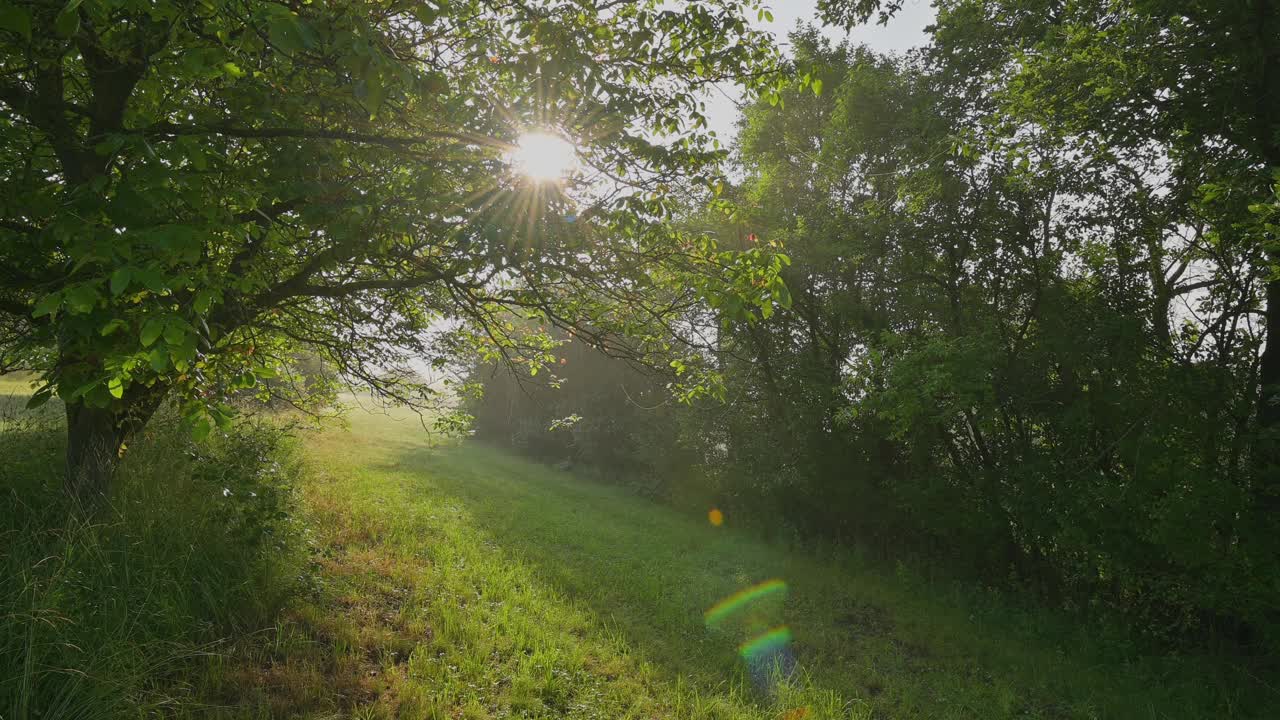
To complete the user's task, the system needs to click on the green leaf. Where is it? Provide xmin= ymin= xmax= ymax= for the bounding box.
xmin=32 ymin=292 xmax=60 ymax=318
xmin=171 ymin=337 xmax=197 ymax=371
xmin=360 ymin=63 xmax=386 ymax=116
xmin=100 ymin=319 xmax=128 ymax=336
xmin=212 ymin=404 xmax=235 ymax=430
xmin=94 ymin=134 xmax=128 ymax=158
xmin=268 ymin=11 xmax=317 ymax=54
xmin=0 ymin=2 xmax=33 ymax=39
xmin=107 ymin=376 xmax=124 ymax=399
xmin=191 ymin=414 xmax=212 ymax=442
xmin=65 ymin=284 xmax=99 ymax=313
xmin=150 ymin=225 xmax=205 ymax=264
xmin=411 ymin=4 xmax=439 ymax=24
xmin=69 ymin=379 xmax=98 ymax=401
xmin=193 ymin=288 xmax=216 ymax=315
xmin=140 ymin=318 xmax=165 ymax=347
xmin=812 ymin=78 xmax=823 ymax=96
xmin=110 ymin=267 xmax=132 ymax=296
xmin=25 ymin=385 xmax=53 ymax=409
xmin=148 ymin=347 xmax=169 ymax=372
xmin=134 ymin=267 xmax=168 ymax=293
xmin=774 ymin=282 xmax=792 ymax=309
xmin=163 ymin=320 xmax=188 ymax=347
xmin=84 ymin=384 xmax=112 ymax=408
xmin=53 ymin=0 xmax=80 ymax=37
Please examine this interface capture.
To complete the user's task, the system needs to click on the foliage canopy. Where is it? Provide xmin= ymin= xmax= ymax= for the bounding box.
xmin=0 ymin=0 xmax=789 ymax=499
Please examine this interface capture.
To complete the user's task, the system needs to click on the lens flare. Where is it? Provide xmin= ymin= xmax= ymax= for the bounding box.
xmin=738 ymin=625 xmax=792 ymax=659
xmin=510 ymin=131 xmax=577 ymax=181
xmin=739 ymin=625 xmax=797 ymax=687
xmin=706 ymin=580 xmax=797 ymax=691
xmin=704 ymin=579 xmax=787 ymax=627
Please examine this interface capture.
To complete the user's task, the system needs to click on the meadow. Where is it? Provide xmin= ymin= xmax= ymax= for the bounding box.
xmin=233 ymin=410 xmax=1267 ymax=719
xmin=2 ymin=376 xmax=1274 ymax=718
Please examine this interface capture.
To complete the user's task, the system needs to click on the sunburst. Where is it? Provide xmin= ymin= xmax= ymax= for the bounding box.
xmin=509 ymin=131 xmax=578 ymax=182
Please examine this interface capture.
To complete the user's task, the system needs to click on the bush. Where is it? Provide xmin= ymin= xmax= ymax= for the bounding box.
xmin=466 ymin=336 xmax=700 ymax=496
xmin=0 ymin=405 xmax=303 ymax=719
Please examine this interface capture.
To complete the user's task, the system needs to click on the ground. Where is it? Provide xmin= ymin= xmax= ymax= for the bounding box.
xmin=185 ymin=405 xmax=1256 ymax=719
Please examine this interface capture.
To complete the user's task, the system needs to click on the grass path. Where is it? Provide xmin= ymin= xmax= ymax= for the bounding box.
xmin=200 ymin=408 xmax=1262 ymax=719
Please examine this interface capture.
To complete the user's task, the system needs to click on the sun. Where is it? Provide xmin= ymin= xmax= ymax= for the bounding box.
xmin=510 ymin=131 xmax=578 ymax=182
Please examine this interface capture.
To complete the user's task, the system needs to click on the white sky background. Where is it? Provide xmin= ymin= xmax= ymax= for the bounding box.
xmin=703 ymin=0 xmax=937 ymax=143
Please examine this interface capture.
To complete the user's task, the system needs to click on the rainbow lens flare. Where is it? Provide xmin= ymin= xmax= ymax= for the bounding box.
xmin=739 ymin=625 xmax=797 ymax=687
xmin=703 ymin=579 xmax=788 ymax=627
xmin=738 ymin=625 xmax=792 ymax=659
xmin=705 ymin=579 xmax=796 ymax=690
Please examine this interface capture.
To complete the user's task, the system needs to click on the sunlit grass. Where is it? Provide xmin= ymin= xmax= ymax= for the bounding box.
xmin=2 ymin=385 xmax=1265 ymax=718
xmin=198 ymin=408 xmax=1264 ymax=719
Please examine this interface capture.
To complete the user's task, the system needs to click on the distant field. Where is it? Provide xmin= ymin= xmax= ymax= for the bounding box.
xmin=0 ymin=372 xmax=38 ymax=396
xmin=0 ymin=372 xmax=58 ymax=421
xmin=193 ymin=408 xmax=1266 ymax=719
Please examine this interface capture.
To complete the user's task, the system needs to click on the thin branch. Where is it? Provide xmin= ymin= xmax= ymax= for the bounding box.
xmin=140 ymin=121 xmax=504 ymax=151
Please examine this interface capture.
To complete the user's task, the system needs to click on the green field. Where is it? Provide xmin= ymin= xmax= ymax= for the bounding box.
xmin=2 ymin=382 xmax=1269 ymax=719
xmin=180 ymin=407 xmax=1262 ymax=719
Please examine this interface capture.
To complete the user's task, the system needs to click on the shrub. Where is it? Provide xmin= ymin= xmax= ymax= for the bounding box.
xmin=465 ymin=336 xmax=700 ymax=494
xmin=0 ymin=405 xmax=303 ymax=719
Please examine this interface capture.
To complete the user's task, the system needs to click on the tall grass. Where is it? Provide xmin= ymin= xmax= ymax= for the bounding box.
xmin=0 ymin=390 xmax=304 ymax=719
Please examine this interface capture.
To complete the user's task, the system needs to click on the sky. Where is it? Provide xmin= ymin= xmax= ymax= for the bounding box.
xmin=703 ymin=0 xmax=937 ymax=141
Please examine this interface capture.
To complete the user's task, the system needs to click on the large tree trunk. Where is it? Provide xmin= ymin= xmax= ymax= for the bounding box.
xmin=64 ymin=402 xmax=126 ymax=507
xmin=1259 ymin=276 xmax=1280 ymax=519
xmin=1254 ymin=0 xmax=1280 ymax=478
xmin=1261 ymin=277 xmax=1280 ymax=432
xmin=63 ymin=386 xmax=168 ymax=509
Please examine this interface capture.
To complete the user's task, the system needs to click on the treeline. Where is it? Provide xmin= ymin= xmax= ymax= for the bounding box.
xmin=471 ymin=4 xmax=1280 ymax=650
xmin=467 ymin=333 xmax=705 ymax=500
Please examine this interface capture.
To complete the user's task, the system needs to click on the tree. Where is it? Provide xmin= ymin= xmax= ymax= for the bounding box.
xmin=718 ymin=19 xmax=1277 ymax=638
xmin=466 ymin=321 xmax=696 ymax=487
xmin=823 ymin=0 xmax=1280 ymax=509
xmin=915 ymin=0 xmax=1280 ymax=626
xmin=0 ymin=0 xmax=790 ymax=504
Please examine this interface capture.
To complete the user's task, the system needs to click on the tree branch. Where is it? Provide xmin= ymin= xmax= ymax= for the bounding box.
xmin=0 ymin=298 xmax=33 ymax=318
xmin=140 ymin=122 xmax=502 ymax=150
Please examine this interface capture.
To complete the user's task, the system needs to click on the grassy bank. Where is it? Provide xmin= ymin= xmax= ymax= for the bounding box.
xmin=3 ymin=386 xmax=1273 ymax=718
xmin=212 ymin=408 xmax=1273 ymax=719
